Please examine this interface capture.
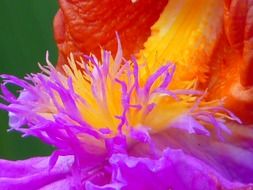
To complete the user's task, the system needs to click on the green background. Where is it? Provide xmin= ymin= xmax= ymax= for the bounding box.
xmin=0 ymin=1 xmax=59 ymax=159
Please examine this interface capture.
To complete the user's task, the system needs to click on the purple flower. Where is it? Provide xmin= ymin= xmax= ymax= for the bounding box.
xmin=1 ymin=41 xmax=253 ymax=189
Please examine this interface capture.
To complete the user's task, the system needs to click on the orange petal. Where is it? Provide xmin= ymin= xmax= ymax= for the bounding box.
xmin=208 ymin=0 xmax=253 ymax=123
xmin=225 ymin=0 xmax=253 ymax=87
xmin=224 ymin=0 xmax=253 ymax=123
xmin=54 ymin=0 xmax=168 ymax=66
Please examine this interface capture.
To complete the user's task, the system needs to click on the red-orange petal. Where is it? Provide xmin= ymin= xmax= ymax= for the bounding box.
xmin=54 ymin=0 xmax=168 ymax=66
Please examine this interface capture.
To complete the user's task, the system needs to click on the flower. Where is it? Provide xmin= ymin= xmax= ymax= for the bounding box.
xmin=54 ymin=0 xmax=253 ymax=123
xmin=1 ymin=0 xmax=253 ymax=189
xmin=0 ymin=39 xmax=253 ymax=189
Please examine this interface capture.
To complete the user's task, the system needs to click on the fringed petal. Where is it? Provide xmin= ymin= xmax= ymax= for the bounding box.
xmin=0 ymin=155 xmax=73 ymax=190
xmin=96 ymin=148 xmax=253 ymax=190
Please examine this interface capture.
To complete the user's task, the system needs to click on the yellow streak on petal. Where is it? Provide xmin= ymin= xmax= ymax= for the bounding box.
xmin=63 ymin=55 xmax=122 ymax=131
xmin=138 ymin=0 xmax=224 ymax=88
xmin=141 ymin=97 xmax=190 ymax=132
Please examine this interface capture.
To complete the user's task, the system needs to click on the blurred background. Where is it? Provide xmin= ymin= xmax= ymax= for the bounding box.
xmin=0 ymin=1 xmax=58 ymax=159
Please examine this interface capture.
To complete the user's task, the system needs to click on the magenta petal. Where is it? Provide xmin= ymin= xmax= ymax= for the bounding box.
xmin=0 ymin=156 xmax=74 ymax=190
xmin=40 ymin=179 xmax=73 ymax=190
xmin=85 ymin=181 xmax=124 ymax=190
xmin=107 ymin=148 xmax=253 ymax=190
